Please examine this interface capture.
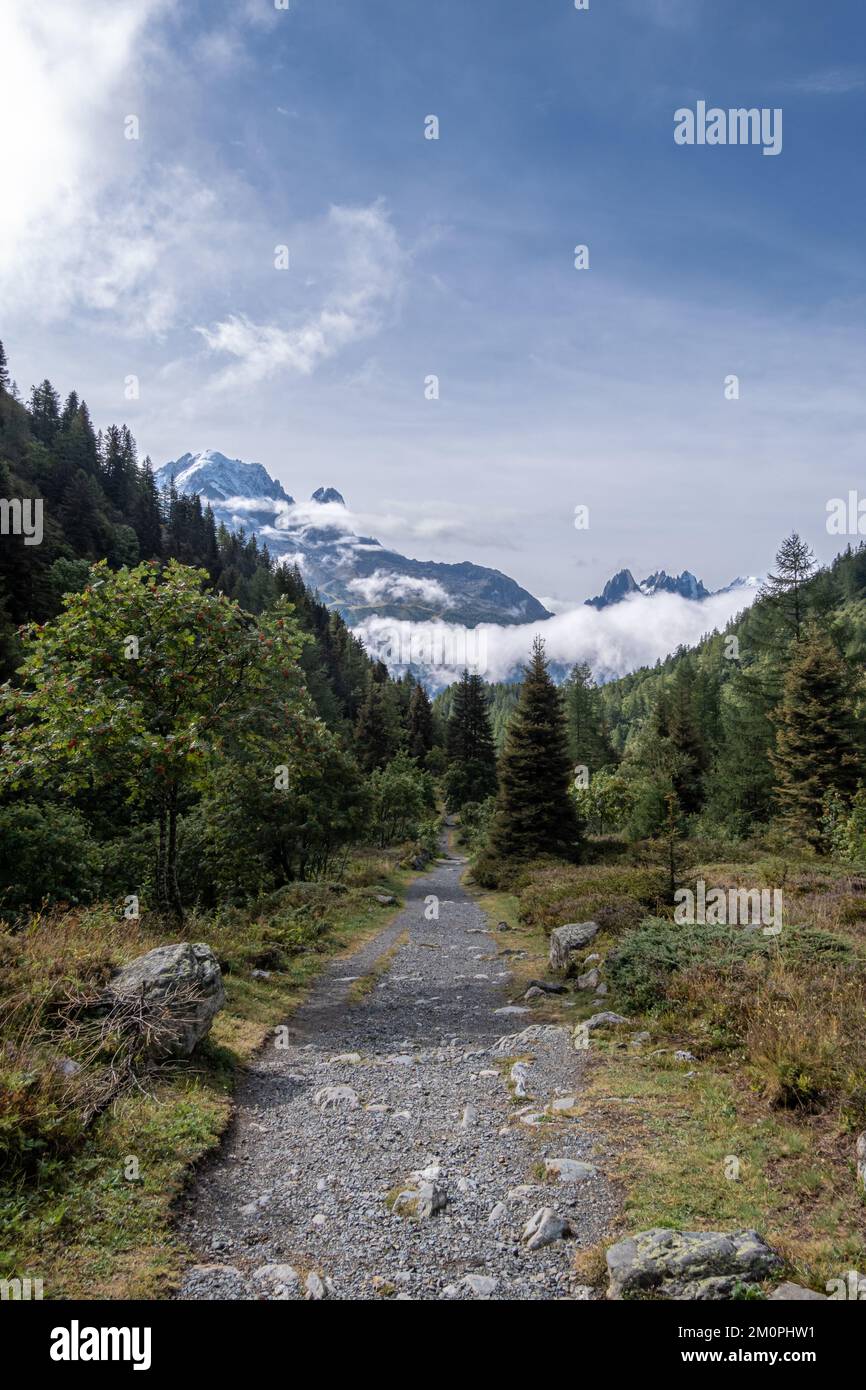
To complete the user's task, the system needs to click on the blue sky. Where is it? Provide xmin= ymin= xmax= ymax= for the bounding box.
xmin=2 ymin=0 xmax=866 ymax=604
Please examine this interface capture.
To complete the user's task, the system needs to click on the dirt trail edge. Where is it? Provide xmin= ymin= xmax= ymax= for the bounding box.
xmin=175 ymin=845 xmax=618 ymax=1300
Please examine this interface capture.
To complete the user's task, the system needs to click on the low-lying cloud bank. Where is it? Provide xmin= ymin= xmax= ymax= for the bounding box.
xmin=352 ymin=585 xmax=761 ymax=687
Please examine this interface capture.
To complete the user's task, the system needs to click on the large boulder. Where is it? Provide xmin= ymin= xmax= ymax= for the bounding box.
xmin=606 ymin=1228 xmax=782 ymax=1300
xmin=108 ymin=942 xmax=226 ymax=1057
xmin=549 ymin=921 xmax=600 ymax=974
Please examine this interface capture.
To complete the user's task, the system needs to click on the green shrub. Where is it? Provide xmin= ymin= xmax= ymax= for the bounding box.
xmin=0 ymin=801 xmax=102 ymax=912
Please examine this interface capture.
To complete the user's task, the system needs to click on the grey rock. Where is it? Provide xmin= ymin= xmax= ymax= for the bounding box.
xmin=252 ymin=1263 xmax=299 ymax=1298
xmin=857 ymin=1132 xmax=866 ymax=1191
xmin=314 ymin=1084 xmax=359 ymax=1110
xmin=416 ymin=1182 xmax=448 ymax=1218
xmin=768 ymin=1282 xmax=827 ymax=1301
xmin=523 ymin=986 xmax=545 ymax=1000
xmin=544 ymin=1158 xmax=597 ymax=1183
xmin=523 ymin=1207 xmax=571 ymax=1250
xmin=582 ymin=1012 xmax=630 ymax=1033
xmin=606 ymin=1228 xmax=782 ymax=1300
xmin=525 ymin=979 xmax=567 ymax=995
xmin=108 ymin=942 xmax=225 ymax=1057
xmin=549 ymin=922 xmax=601 ymax=974
xmin=576 ymin=967 xmax=600 ymax=990
xmin=375 ymin=893 xmax=397 ymax=906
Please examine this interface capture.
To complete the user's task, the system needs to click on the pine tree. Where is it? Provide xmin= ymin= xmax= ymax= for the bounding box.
xmin=771 ymin=624 xmax=860 ymax=845
xmin=490 ymin=637 xmax=581 ymax=861
xmin=564 ymin=660 xmax=615 ymax=773
xmin=408 ymin=681 xmax=434 ymax=763
xmin=355 ymin=667 xmax=401 ymax=771
xmin=0 ymin=339 xmax=10 ymax=391
xmin=761 ymin=533 xmax=816 ymax=641
xmin=28 ymin=379 xmax=61 ymax=445
xmin=666 ymin=662 xmax=710 ymax=815
xmin=133 ymin=457 xmax=164 ymax=559
xmin=444 ymin=669 xmax=498 ymax=809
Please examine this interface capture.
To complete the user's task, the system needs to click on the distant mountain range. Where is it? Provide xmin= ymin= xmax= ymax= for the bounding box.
xmin=154 ymin=451 xmax=551 ymax=628
xmin=585 ymin=568 xmax=760 ymax=610
xmin=154 ymin=451 xmax=759 ymax=632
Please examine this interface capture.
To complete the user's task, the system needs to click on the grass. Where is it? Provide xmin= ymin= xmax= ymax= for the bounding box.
xmin=470 ymin=842 xmax=866 ymax=1297
xmin=0 ymin=853 xmax=414 ymax=1300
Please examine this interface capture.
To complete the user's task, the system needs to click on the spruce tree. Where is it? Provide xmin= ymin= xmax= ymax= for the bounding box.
xmin=760 ymin=533 xmax=816 ymax=641
xmin=355 ymin=667 xmax=401 ymax=771
xmin=564 ymin=660 xmax=615 ymax=773
xmin=0 ymin=339 xmax=10 ymax=390
xmin=771 ymin=623 xmax=860 ymax=845
xmin=408 ymin=680 xmax=434 ymax=763
xmin=444 ymin=669 xmax=498 ymax=809
xmin=490 ymin=637 xmax=581 ymax=861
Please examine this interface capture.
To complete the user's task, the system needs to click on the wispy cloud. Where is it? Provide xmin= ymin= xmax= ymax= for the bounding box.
xmin=353 ymin=586 xmax=760 ymax=687
xmin=196 ymin=203 xmax=408 ymax=387
xmin=785 ymin=67 xmax=866 ymax=95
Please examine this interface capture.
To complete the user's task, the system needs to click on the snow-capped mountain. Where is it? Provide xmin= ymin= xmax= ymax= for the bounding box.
xmin=585 ymin=567 xmax=755 ymax=610
xmin=154 ymin=451 xmax=551 ymax=628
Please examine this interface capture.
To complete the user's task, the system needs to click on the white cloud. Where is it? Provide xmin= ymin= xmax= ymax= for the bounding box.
xmin=353 ymin=586 xmax=760 ymax=687
xmin=347 ymin=571 xmax=453 ymax=608
xmin=0 ymin=0 xmax=195 ymax=332
xmin=197 ymin=203 xmax=409 ymax=387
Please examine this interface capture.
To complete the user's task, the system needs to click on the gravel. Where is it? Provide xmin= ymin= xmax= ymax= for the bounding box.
xmin=175 ymin=847 xmax=618 ymax=1300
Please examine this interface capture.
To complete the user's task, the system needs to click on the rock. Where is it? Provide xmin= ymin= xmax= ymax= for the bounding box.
xmin=496 ymin=920 xmax=511 ymax=931
xmin=523 ymin=1207 xmax=571 ymax=1251
xmin=416 ymin=1182 xmax=448 ymax=1218
xmin=857 ymin=1132 xmax=866 ymax=1191
xmin=768 ymin=1282 xmax=827 ymax=1301
xmin=525 ymin=979 xmax=567 ymax=995
xmin=674 ymin=1050 xmax=698 ymax=1062
xmin=548 ymin=1096 xmax=577 ymax=1112
xmin=579 ymin=1012 xmax=630 ymax=1036
xmin=375 ymin=894 xmax=397 ymax=906
xmin=510 ymin=1062 xmax=531 ymax=1098
xmin=488 ymin=1202 xmax=507 ymax=1225
xmin=630 ymin=1031 xmax=651 ymax=1047
xmin=544 ymin=1158 xmax=597 ymax=1183
xmin=606 ymin=1228 xmax=782 ymax=1300
xmin=108 ymin=942 xmax=225 ymax=1057
xmin=594 ymin=982 xmax=608 ymax=996
xmin=576 ymin=967 xmax=600 ymax=990
xmin=494 ymin=1005 xmax=531 ymax=1016
xmin=252 ymin=1264 xmax=299 ymax=1298
xmin=305 ymin=1271 xmax=333 ymax=1300
xmin=461 ymin=1273 xmax=498 ymax=1297
xmin=584 ymin=953 xmax=601 ymax=963
xmin=314 ymin=1084 xmax=360 ymax=1110
xmin=523 ymin=986 xmax=545 ymax=1001
xmin=460 ymin=1104 xmax=476 ymax=1129
xmin=251 ymin=968 xmax=271 ymax=980
xmin=329 ymin=1052 xmax=361 ymax=1064
xmin=491 ymin=1023 xmax=568 ymax=1055
xmin=413 ymin=1162 xmax=443 ymax=1183
xmin=549 ymin=922 xmax=601 ymax=974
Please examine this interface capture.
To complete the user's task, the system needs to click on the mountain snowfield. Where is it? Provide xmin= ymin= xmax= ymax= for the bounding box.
xmin=155 ymin=450 xmax=761 ymax=685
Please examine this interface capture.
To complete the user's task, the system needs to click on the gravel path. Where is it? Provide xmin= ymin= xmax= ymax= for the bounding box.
xmin=175 ymin=844 xmax=618 ymax=1300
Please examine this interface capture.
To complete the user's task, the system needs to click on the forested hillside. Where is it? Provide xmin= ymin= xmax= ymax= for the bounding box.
xmin=0 ymin=340 xmax=443 ymax=918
